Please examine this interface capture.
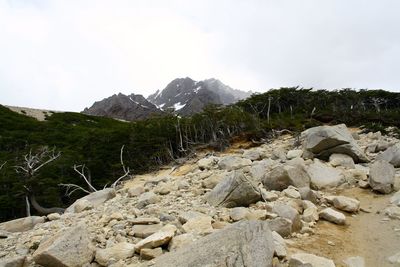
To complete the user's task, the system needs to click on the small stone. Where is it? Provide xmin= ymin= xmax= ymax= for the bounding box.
xmin=229 ymin=207 xmax=250 ymax=222
xmin=320 ymin=208 xmax=346 ymax=225
xmin=329 ymin=153 xmax=355 ymax=169
xmin=95 ymin=242 xmax=135 ymax=266
xmin=390 ymin=191 xmax=400 ymax=206
xmin=178 ymin=180 xmax=190 ymax=190
xmin=369 ymin=160 xmax=395 ymax=194
xmin=283 ymin=187 xmax=301 ymax=199
xmin=137 ymin=192 xmax=160 ymax=209
xmin=262 ymin=191 xmax=279 ymax=201
xmin=127 ymin=185 xmax=145 ymax=197
xmin=302 ymin=207 xmax=319 ymax=223
xmin=47 ymin=213 xmax=61 ymax=221
xmin=358 ymin=180 xmax=369 ymax=189
xmin=384 ymin=205 xmax=400 ymax=220
xmin=388 ymin=252 xmax=400 ymax=264
xmin=132 ymin=224 xmax=163 ymax=238
xmin=331 ymin=196 xmax=360 ymax=213
xmin=327 ymin=240 xmax=335 ymax=246
xmin=267 ymin=217 xmax=293 ymax=237
xmin=134 ymin=224 xmax=177 ymax=253
xmin=140 ymin=247 xmax=163 ymax=260
xmin=178 ymin=211 xmax=205 ymax=224
xmin=287 ymin=150 xmax=303 ymax=160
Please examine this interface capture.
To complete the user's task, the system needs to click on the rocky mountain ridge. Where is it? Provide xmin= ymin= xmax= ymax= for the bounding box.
xmin=82 ymin=93 xmax=164 ymax=121
xmin=83 ymin=77 xmax=252 ymax=120
xmin=1 ymin=124 xmax=400 ymax=266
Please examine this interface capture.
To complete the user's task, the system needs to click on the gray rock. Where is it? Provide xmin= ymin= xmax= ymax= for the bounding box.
xmin=388 ymin=252 xmax=400 ymax=264
xmin=331 ymin=196 xmax=360 ymax=213
xmin=73 ymin=199 xmax=93 ymax=213
xmin=65 ymin=188 xmax=116 ymax=213
xmin=0 ymin=216 xmax=45 ymax=233
xmin=272 ymin=231 xmax=287 ymax=258
xmin=218 ymin=156 xmax=252 ymax=171
xmin=343 ymin=256 xmax=365 ymax=267
xmin=289 ymin=253 xmax=335 ymax=267
xmin=384 ymin=205 xmax=400 ymax=220
xmin=127 ymin=185 xmax=145 ymax=197
xmin=369 ymin=160 xmax=395 ymax=194
xmin=229 ymin=207 xmax=250 ymax=221
xmin=329 ymin=153 xmax=355 ymax=169
xmin=250 ymin=159 xmax=275 ymax=183
xmin=263 ymin=163 xmax=310 ymax=191
xmin=150 ymin=221 xmax=275 ymax=267
xmin=302 ymin=206 xmax=319 ymax=222
xmin=95 ymin=242 xmax=135 ymax=266
xmin=307 ymin=160 xmax=344 ymax=190
xmin=137 ymin=192 xmax=160 ymax=208
xmin=205 ymin=171 xmax=261 ymax=208
xmin=140 ymin=247 xmax=163 ymax=260
xmin=197 ymin=156 xmax=219 ymax=170
xmin=287 ymin=150 xmax=303 ymax=160
xmin=135 ymin=224 xmax=177 ymax=253
xmin=178 ymin=211 xmax=205 ymax=224
xmin=298 ymin=187 xmax=319 ymax=203
xmin=267 ymin=217 xmax=293 ymax=237
xmin=33 ymin=224 xmax=94 ymax=267
xmin=390 ymin=191 xmax=400 ymax=206
xmin=242 ymin=149 xmax=263 ymax=161
xmin=376 ymin=143 xmax=400 ymax=167
xmin=319 ymin=208 xmax=346 ymax=225
xmin=182 ymin=216 xmax=213 ymax=235
xmin=302 ymin=124 xmax=368 ymax=163
xmin=272 ymin=203 xmax=301 ymax=232
xmin=132 ymin=224 xmax=163 ymax=238
xmin=0 ymin=256 xmax=25 ymax=267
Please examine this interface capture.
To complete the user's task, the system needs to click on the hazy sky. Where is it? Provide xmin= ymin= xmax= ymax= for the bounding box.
xmin=1 ymin=0 xmax=400 ymax=111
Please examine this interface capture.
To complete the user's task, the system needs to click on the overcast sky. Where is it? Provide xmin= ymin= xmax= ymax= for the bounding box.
xmin=1 ymin=0 xmax=400 ymax=111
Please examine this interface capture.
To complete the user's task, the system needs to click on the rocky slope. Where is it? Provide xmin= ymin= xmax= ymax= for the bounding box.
xmin=147 ymin=77 xmax=252 ymax=116
xmin=5 ymin=106 xmax=60 ymax=121
xmin=1 ymin=124 xmax=400 ymax=267
xmin=82 ymin=93 xmax=164 ymax=121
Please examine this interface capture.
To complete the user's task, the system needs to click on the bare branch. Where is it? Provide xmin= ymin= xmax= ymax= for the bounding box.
xmin=111 ymin=170 xmax=130 ymax=189
xmin=0 ymin=161 xmax=6 ymax=171
xmin=120 ymin=145 xmax=128 ymax=174
xmin=59 ymin=183 xmax=91 ymax=197
xmin=32 ymin=150 xmax=61 ymax=174
xmin=73 ymin=165 xmax=98 ymax=192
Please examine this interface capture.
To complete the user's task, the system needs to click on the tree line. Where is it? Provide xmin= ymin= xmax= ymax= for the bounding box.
xmin=0 ymin=87 xmax=399 ymax=221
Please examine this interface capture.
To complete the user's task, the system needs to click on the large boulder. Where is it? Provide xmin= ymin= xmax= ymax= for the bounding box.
xmin=376 ymin=143 xmax=400 ymax=167
xmin=302 ymin=124 xmax=368 ymax=163
xmin=65 ymin=188 xmax=116 ymax=213
xmin=263 ymin=162 xmax=310 ymax=191
xmin=205 ymin=171 xmax=261 ymax=208
xmin=369 ymin=160 xmax=395 ymax=194
xmin=0 ymin=216 xmax=45 ymax=233
xmin=218 ymin=156 xmax=252 ymax=171
xmin=33 ymin=223 xmax=94 ymax=267
xmin=307 ymin=160 xmax=344 ymax=190
xmin=149 ymin=221 xmax=275 ymax=267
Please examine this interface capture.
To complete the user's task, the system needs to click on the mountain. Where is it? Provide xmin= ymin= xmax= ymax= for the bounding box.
xmin=82 ymin=93 xmax=163 ymax=121
xmin=147 ymin=77 xmax=252 ymax=116
xmin=82 ymin=78 xmax=252 ymax=120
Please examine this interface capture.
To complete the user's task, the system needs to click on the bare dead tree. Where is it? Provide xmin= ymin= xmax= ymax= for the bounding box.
xmin=14 ymin=147 xmax=63 ymax=216
xmin=59 ymin=145 xmax=130 ymax=197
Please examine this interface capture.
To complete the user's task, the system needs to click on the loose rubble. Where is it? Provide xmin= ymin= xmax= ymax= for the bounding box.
xmin=1 ymin=124 xmax=399 ymax=266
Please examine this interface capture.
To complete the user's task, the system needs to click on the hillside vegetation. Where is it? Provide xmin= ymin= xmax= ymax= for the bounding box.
xmin=0 ymin=88 xmax=399 ymax=221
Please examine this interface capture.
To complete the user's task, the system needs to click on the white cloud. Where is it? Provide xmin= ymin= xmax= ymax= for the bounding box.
xmin=0 ymin=0 xmax=400 ymax=111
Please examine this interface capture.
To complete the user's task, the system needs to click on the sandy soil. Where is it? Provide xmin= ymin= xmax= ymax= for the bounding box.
xmin=289 ymin=187 xmax=400 ymax=267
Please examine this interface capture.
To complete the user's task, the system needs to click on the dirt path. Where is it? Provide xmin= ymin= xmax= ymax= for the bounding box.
xmin=289 ymin=187 xmax=400 ymax=267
